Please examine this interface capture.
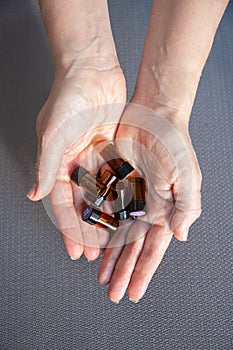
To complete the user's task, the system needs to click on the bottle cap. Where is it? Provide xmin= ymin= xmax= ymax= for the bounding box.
xmin=115 ymin=162 xmax=134 ymax=180
xmin=71 ymin=166 xmax=89 ymax=186
xmin=82 ymin=205 xmax=100 ymax=225
xmin=128 ymin=200 xmax=146 ymax=217
xmin=82 ymin=205 xmax=119 ymax=230
xmin=99 ymin=144 xmax=134 ymax=180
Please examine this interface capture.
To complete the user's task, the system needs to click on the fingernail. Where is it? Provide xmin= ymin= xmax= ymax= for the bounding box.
xmin=181 ymin=228 xmax=189 ymax=241
xmin=110 ymin=299 xmax=120 ymax=304
xmin=129 ymin=298 xmax=139 ymax=304
xmin=26 ymin=184 xmax=37 ymax=199
xmin=98 ymin=269 xmax=112 ymax=286
xmin=98 ymin=277 xmax=109 ymax=286
xmin=70 ymin=256 xmax=80 ymax=261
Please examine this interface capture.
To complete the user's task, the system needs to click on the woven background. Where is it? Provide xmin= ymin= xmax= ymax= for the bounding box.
xmin=0 ymin=1 xmax=232 ymax=349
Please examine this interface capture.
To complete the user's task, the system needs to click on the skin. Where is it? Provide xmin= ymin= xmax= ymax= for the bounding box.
xmin=98 ymin=0 xmax=229 ymax=303
xmin=27 ymin=0 xmax=126 ymax=260
xmin=28 ymin=0 xmax=229 ymax=302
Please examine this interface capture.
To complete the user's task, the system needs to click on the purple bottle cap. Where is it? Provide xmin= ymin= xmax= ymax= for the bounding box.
xmin=82 ymin=205 xmax=93 ymax=221
xmin=129 ymin=210 xmax=146 ymax=217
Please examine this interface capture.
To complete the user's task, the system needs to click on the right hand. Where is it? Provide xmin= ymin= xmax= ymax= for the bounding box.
xmin=98 ymin=103 xmax=202 ymax=303
xmin=27 ymin=46 xmax=126 ymax=261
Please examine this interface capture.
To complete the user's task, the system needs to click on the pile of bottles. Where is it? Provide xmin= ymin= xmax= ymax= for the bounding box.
xmin=71 ymin=144 xmax=146 ymax=231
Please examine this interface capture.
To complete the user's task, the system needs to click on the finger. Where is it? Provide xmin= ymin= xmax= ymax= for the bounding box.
xmin=106 ymin=221 xmax=149 ymax=303
xmin=98 ymin=224 xmax=130 ymax=286
xmin=127 ymin=225 xmax=173 ymax=303
xmin=62 ymin=235 xmax=84 ymax=260
xmin=27 ymin=130 xmax=67 ymax=201
xmin=171 ymin=165 xmax=202 ymax=241
xmin=60 ymin=181 xmax=105 ymax=261
xmin=63 ymin=216 xmax=102 ymax=262
xmin=72 ymin=185 xmax=102 ymax=261
xmin=82 ymin=225 xmax=101 ymax=261
xmin=96 ymin=227 xmax=110 ymax=249
xmin=83 ymin=226 xmax=110 ymax=260
xmin=49 ymin=179 xmax=84 ymax=259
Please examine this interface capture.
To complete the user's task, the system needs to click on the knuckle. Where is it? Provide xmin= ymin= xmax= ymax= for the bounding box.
xmin=191 ymin=168 xmax=202 ymax=187
xmin=196 ymin=207 xmax=202 ymax=218
xmin=188 ymin=207 xmax=202 ymax=220
xmin=34 ymin=158 xmax=41 ymax=175
xmin=39 ymin=133 xmax=49 ymax=150
xmin=193 ymin=161 xmax=202 ymax=186
xmin=143 ymin=242 xmax=161 ymax=260
xmin=127 ymin=242 xmax=141 ymax=255
xmin=196 ymin=168 xmax=203 ymax=186
xmin=36 ymin=113 xmax=45 ymax=138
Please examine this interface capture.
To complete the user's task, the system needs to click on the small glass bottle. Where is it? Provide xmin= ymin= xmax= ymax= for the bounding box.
xmin=100 ymin=143 xmax=134 ymax=180
xmin=113 ymin=181 xmax=133 ymax=220
xmin=99 ymin=170 xmax=117 ymax=200
xmin=128 ymin=177 xmax=146 ymax=217
xmin=82 ymin=205 xmax=119 ymax=231
xmin=71 ymin=166 xmax=107 ymax=207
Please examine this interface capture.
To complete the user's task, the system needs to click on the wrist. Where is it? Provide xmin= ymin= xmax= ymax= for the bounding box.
xmin=54 ymin=36 xmax=120 ymax=74
xmin=39 ymin=0 xmax=119 ymax=73
xmin=132 ymin=63 xmax=201 ymax=125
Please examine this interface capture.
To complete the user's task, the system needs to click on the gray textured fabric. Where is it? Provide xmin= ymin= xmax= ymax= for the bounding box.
xmin=0 ymin=1 xmax=232 ymax=349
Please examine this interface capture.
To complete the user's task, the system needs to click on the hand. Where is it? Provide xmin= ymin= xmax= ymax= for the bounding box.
xmin=98 ymin=103 xmax=202 ymax=303
xmin=27 ymin=48 xmax=126 ymax=261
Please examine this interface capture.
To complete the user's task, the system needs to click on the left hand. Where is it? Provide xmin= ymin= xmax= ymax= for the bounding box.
xmin=27 ymin=52 xmax=126 ymax=261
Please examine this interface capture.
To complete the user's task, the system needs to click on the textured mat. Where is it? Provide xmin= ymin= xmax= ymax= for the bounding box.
xmin=0 ymin=1 xmax=232 ymax=349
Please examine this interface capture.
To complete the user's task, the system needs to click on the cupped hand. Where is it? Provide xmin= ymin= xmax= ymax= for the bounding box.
xmin=98 ymin=103 xmax=202 ymax=303
xmin=27 ymin=57 xmax=126 ymax=261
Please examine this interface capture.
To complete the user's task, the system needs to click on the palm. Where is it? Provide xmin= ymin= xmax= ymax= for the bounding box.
xmin=98 ymin=103 xmax=202 ymax=303
xmin=35 ymin=66 xmax=126 ymax=260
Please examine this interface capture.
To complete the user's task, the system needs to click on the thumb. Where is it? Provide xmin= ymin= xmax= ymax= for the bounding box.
xmin=170 ymin=166 xmax=202 ymax=241
xmin=27 ymin=132 xmax=66 ymax=201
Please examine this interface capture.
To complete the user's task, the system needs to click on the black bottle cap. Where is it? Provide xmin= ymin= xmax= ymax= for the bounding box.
xmin=71 ymin=166 xmax=89 ymax=185
xmin=115 ymin=162 xmax=134 ymax=180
